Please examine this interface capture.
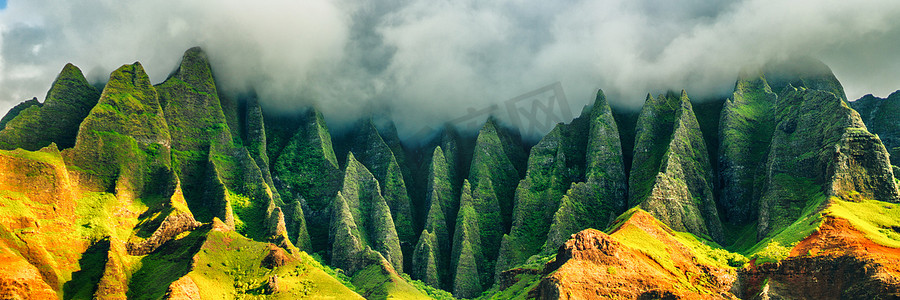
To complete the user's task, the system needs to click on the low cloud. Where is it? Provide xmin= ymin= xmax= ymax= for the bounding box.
xmin=1 ymin=0 xmax=899 ymax=139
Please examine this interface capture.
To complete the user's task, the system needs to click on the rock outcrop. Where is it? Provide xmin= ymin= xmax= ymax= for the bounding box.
xmin=328 ymin=153 xmax=403 ymax=274
xmin=538 ymin=211 xmax=738 ymax=299
xmin=629 ymin=91 xmax=724 ymax=242
xmin=758 ymin=87 xmax=900 ymax=238
xmin=271 ymin=108 xmax=342 ymax=253
xmin=348 ymin=120 xmax=415 ymax=262
xmin=851 ymin=90 xmax=900 ymax=167
xmin=739 ymin=216 xmax=900 ymax=299
xmin=411 ymin=147 xmax=452 ymax=289
xmin=497 ymin=89 xmax=627 ymax=279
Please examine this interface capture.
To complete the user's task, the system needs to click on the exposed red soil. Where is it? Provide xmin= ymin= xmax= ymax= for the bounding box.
xmin=791 ymin=216 xmax=900 ymax=272
xmin=537 ymin=211 xmax=738 ymax=299
xmin=739 ymin=216 xmax=900 ymax=299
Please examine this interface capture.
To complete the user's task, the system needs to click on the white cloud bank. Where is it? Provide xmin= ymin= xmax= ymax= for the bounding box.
xmin=1 ymin=0 xmax=898 ymax=138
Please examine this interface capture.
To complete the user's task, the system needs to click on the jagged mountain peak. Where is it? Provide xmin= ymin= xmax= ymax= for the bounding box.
xmin=4 ymin=48 xmax=900 ymax=299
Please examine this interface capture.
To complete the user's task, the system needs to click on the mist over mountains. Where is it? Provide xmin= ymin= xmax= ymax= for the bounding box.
xmin=2 ymin=0 xmax=900 ymax=139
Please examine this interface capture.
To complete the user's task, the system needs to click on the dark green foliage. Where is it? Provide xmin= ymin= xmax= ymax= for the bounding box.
xmin=329 ymin=191 xmax=367 ymax=275
xmin=613 ymin=108 xmax=639 ymax=178
xmin=411 ymin=230 xmax=440 ymax=288
xmin=0 ymin=64 xmax=101 ymax=151
xmin=347 ymin=120 xmax=415 ymax=261
xmin=851 ymin=90 xmax=900 ymax=166
xmin=425 ymin=147 xmax=453 ymax=245
xmin=154 ymin=48 xmax=284 ymax=243
xmin=63 ymin=238 xmax=110 ymax=300
xmin=450 ymin=180 xmax=484 ymax=298
xmin=271 ymin=108 xmax=341 ymax=253
xmin=462 ymin=119 xmax=523 ymax=277
xmin=398 ymin=273 xmax=457 ymax=300
xmin=329 ymin=153 xmax=403 ymax=273
xmin=629 ymin=91 xmax=724 ymax=242
xmin=581 ymin=89 xmax=628 ymax=223
xmin=244 ymin=97 xmax=283 ymax=205
xmin=65 ymin=62 xmax=174 ymax=197
xmin=495 ymin=125 xmax=569 ymax=277
xmin=498 ymin=90 xmax=627 ymax=275
xmin=0 ymin=97 xmax=40 ymax=130
xmin=127 ymin=228 xmax=209 ymax=299
xmin=157 ymin=47 xmax=233 ymax=218
xmin=758 ymin=87 xmax=900 ymax=237
xmin=718 ymin=73 xmax=777 ymax=224
xmin=412 ymin=147 xmax=453 ymax=289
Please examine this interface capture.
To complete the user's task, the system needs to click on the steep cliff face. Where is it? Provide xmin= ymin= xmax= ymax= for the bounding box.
xmin=719 ymin=73 xmax=777 ymax=225
xmin=0 ymin=146 xmax=84 ymax=298
xmin=851 ymin=90 xmax=900 ymax=167
xmin=347 ymin=120 xmax=415 ymax=264
xmin=411 ymin=147 xmax=452 ymax=289
xmin=271 ymin=108 xmax=342 ymax=253
xmin=450 ymin=180 xmax=485 ymax=298
xmin=740 ymin=200 xmax=900 ymax=299
xmin=6 ymin=48 xmax=900 ymax=299
xmin=64 ymin=62 xmax=174 ymax=197
xmin=448 ymin=118 xmax=525 ymax=297
xmin=630 ymin=91 xmax=724 ymax=242
xmin=329 ymin=154 xmax=403 ymax=274
xmin=758 ymin=87 xmax=900 ymax=238
xmin=496 ymin=90 xmax=627 ymax=280
xmin=156 ymin=47 xmax=291 ymax=245
xmin=0 ymin=64 xmax=101 ymax=151
xmin=543 ymin=90 xmax=627 ymax=252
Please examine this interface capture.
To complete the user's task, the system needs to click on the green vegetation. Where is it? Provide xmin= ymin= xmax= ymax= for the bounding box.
xmin=477 ymin=271 xmax=541 ymax=300
xmin=351 ymin=263 xmax=431 ymax=300
xmin=399 ymin=273 xmax=456 ymax=300
xmin=272 ymin=108 xmax=342 ymax=253
xmin=718 ymin=74 xmax=777 ymax=224
xmin=450 ymin=180 xmax=485 ymax=298
xmin=413 ymin=149 xmax=452 ymax=288
xmin=628 ymin=91 xmax=723 ymax=241
xmin=0 ymin=64 xmax=101 ymax=151
xmin=348 ymin=120 xmax=415 ymax=259
xmin=330 ymin=154 xmax=403 ymax=273
xmin=746 ymin=184 xmax=826 ymax=263
xmin=0 ymin=97 xmax=40 ymax=130
xmin=827 ymin=199 xmax=900 ymax=248
xmin=851 ymin=90 xmax=900 ymax=166
xmin=185 ymin=229 xmax=361 ymax=299
xmin=127 ymin=229 xmax=207 ymax=299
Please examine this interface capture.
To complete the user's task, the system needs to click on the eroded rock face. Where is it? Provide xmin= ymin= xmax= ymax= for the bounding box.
xmin=328 ymin=153 xmax=403 ymax=274
xmin=718 ymin=74 xmax=777 ymax=225
xmin=739 ymin=217 xmax=900 ymax=300
xmin=851 ymin=91 xmax=900 ymax=167
xmin=630 ymin=91 xmax=723 ymax=242
xmin=262 ymin=245 xmax=289 ymax=269
xmin=164 ymin=276 xmax=200 ymax=300
xmin=827 ymin=129 xmax=900 ymax=202
xmin=498 ymin=90 xmax=627 ymax=278
xmin=270 ymin=108 xmax=341 ymax=253
xmin=126 ymin=211 xmax=202 ymax=256
xmin=759 ymin=88 xmax=900 ymax=238
xmin=538 ymin=212 xmax=738 ymax=299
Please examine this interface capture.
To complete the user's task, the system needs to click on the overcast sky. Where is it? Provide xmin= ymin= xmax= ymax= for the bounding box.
xmin=1 ymin=0 xmax=899 ymax=138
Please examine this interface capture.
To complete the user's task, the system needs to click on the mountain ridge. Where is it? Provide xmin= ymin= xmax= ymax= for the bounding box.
xmin=0 ymin=47 xmax=899 ymax=299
